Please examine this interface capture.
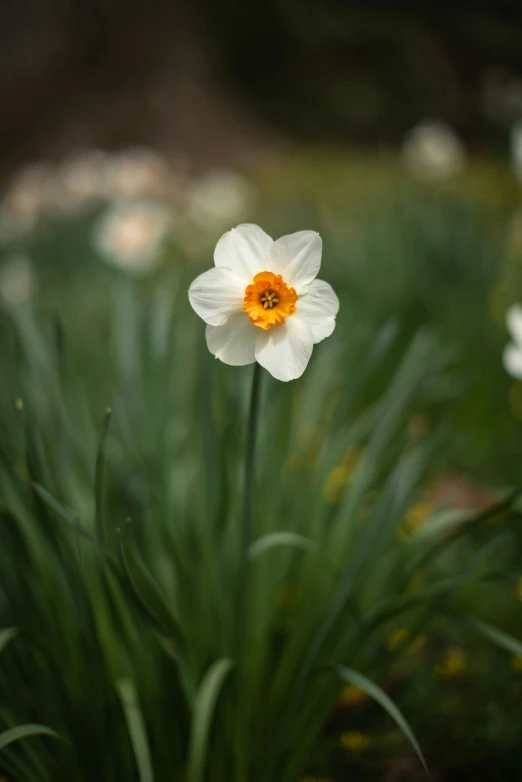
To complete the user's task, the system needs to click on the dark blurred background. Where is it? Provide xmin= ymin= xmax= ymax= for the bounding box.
xmin=2 ymin=0 xmax=522 ymax=174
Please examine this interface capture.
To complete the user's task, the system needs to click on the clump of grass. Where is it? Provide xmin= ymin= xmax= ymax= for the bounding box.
xmin=0 ymin=254 xmax=520 ymax=782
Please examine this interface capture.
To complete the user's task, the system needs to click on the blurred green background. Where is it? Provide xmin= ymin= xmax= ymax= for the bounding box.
xmin=1 ymin=2 xmax=522 ymax=782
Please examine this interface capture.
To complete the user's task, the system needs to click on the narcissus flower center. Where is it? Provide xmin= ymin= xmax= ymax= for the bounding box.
xmin=243 ymin=271 xmax=298 ymax=330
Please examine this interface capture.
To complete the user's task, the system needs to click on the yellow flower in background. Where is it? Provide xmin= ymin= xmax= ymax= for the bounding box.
xmin=338 ymin=684 xmax=367 ymax=707
xmin=399 ymin=501 xmax=432 ymax=539
xmin=516 ymin=577 xmax=522 ymax=601
xmin=512 ymin=656 xmax=522 ymax=671
xmin=407 ymin=634 xmax=427 ymax=655
xmin=435 ymin=647 xmax=466 ymax=678
xmin=340 ymin=731 xmax=370 ymax=751
xmin=387 ymin=628 xmax=409 ymax=652
xmin=324 ymin=446 xmax=364 ymax=504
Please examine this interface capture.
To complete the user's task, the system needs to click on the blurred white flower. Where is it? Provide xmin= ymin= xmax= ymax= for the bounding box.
xmin=188 ymin=224 xmax=339 ymax=381
xmin=107 ymin=147 xmax=172 ymax=201
xmin=0 ymin=255 xmax=36 ymax=306
xmin=186 ymin=170 xmax=255 ymax=229
xmin=0 ymin=163 xmax=51 ymax=240
xmin=503 ymin=304 xmax=522 ymax=379
xmin=94 ymin=201 xmax=170 ymax=275
xmin=49 ymin=149 xmax=108 ymax=214
xmin=402 ymin=121 xmax=465 ymax=181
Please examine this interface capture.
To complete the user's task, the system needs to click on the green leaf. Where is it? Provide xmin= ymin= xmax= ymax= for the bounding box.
xmin=95 ymin=408 xmax=112 ymax=546
xmin=248 ymin=532 xmax=318 ymax=560
xmin=0 ymin=627 xmax=18 ymax=655
xmin=33 ymin=483 xmax=95 ymax=543
xmin=187 ymin=658 xmax=234 ymax=782
xmin=412 ymin=508 xmax=472 ymax=540
xmin=0 ymin=724 xmax=62 ymax=752
xmin=464 ymin=617 xmax=522 ymax=657
xmin=116 ymin=678 xmax=154 ymax=782
xmin=337 ymin=666 xmax=430 ymax=778
xmin=117 ymin=522 xmax=182 ymax=642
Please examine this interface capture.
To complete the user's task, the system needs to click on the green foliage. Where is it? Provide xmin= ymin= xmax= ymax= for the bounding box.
xmin=0 ymin=158 xmax=521 ymax=781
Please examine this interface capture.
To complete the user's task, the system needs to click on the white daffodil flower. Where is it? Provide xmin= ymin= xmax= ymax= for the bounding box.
xmin=504 ymin=304 xmax=522 ymax=379
xmin=186 ymin=170 xmax=255 ymax=229
xmin=93 ymin=201 xmax=170 ymax=276
xmin=188 ymin=224 xmax=339 ymax=382
xmin=0 ymin=162 xmax=51 ymax=240
xmin=107 ymin=147 xmax=172 ymax=201
xmin=49 ymin=150 xmax=108 ymax=214
xmin=402 ymin=121 xmax=465 ymax=181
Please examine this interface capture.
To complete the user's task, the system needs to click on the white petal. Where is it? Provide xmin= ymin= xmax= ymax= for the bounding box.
xmin=188 ymin=267 xmax=245 ymax=326
xmin=206 ymin=315 xmax=257 ymax=366
xmin=296 ymin=279 xmax=339 ymax=343
xmin=506 ymin=304 xmax=522 ymax=345
xmin=306 ymin=316 xmax=336 ymax=343
xmin=503 ymin=343 xmax=522 ymax=379
xmin=255 ymin=316 xmax=313 ymax=382
xmin=214 ymin=224 xmax=273 ymax=281
xmin=267 ymin=231 xmax=322 ymax=293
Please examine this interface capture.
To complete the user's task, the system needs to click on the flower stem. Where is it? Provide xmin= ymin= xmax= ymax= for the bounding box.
xmin=235 ymin=361 xmax=262 ymax=781
xmin=242 ymin=360 xmax=263 ymax=559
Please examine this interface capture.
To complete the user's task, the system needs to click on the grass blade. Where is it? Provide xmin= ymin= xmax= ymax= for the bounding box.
xmin=95 ymin=407 xmax=112 ymax=546
xmin=463 ymin=617 xmax=522 ymax=657
xmin=0 ymin=627 xmax=18 ymax=655
xmin=115 ymin=678 xmax=154 ymax=782
xmin=248 ymin=532 xmax=318 ymax=560
xmin=337 ymin=666 xmax=430 ymax=778
xmin=117 ymin=523 xmax=182 ymax=641
xmin=187 ymin=658 xmax=234 ymax=782
xmin=33 ymin=483 xmax=95 ymax=543
xmin=0 ymin=724 xmax=62 ymax=752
